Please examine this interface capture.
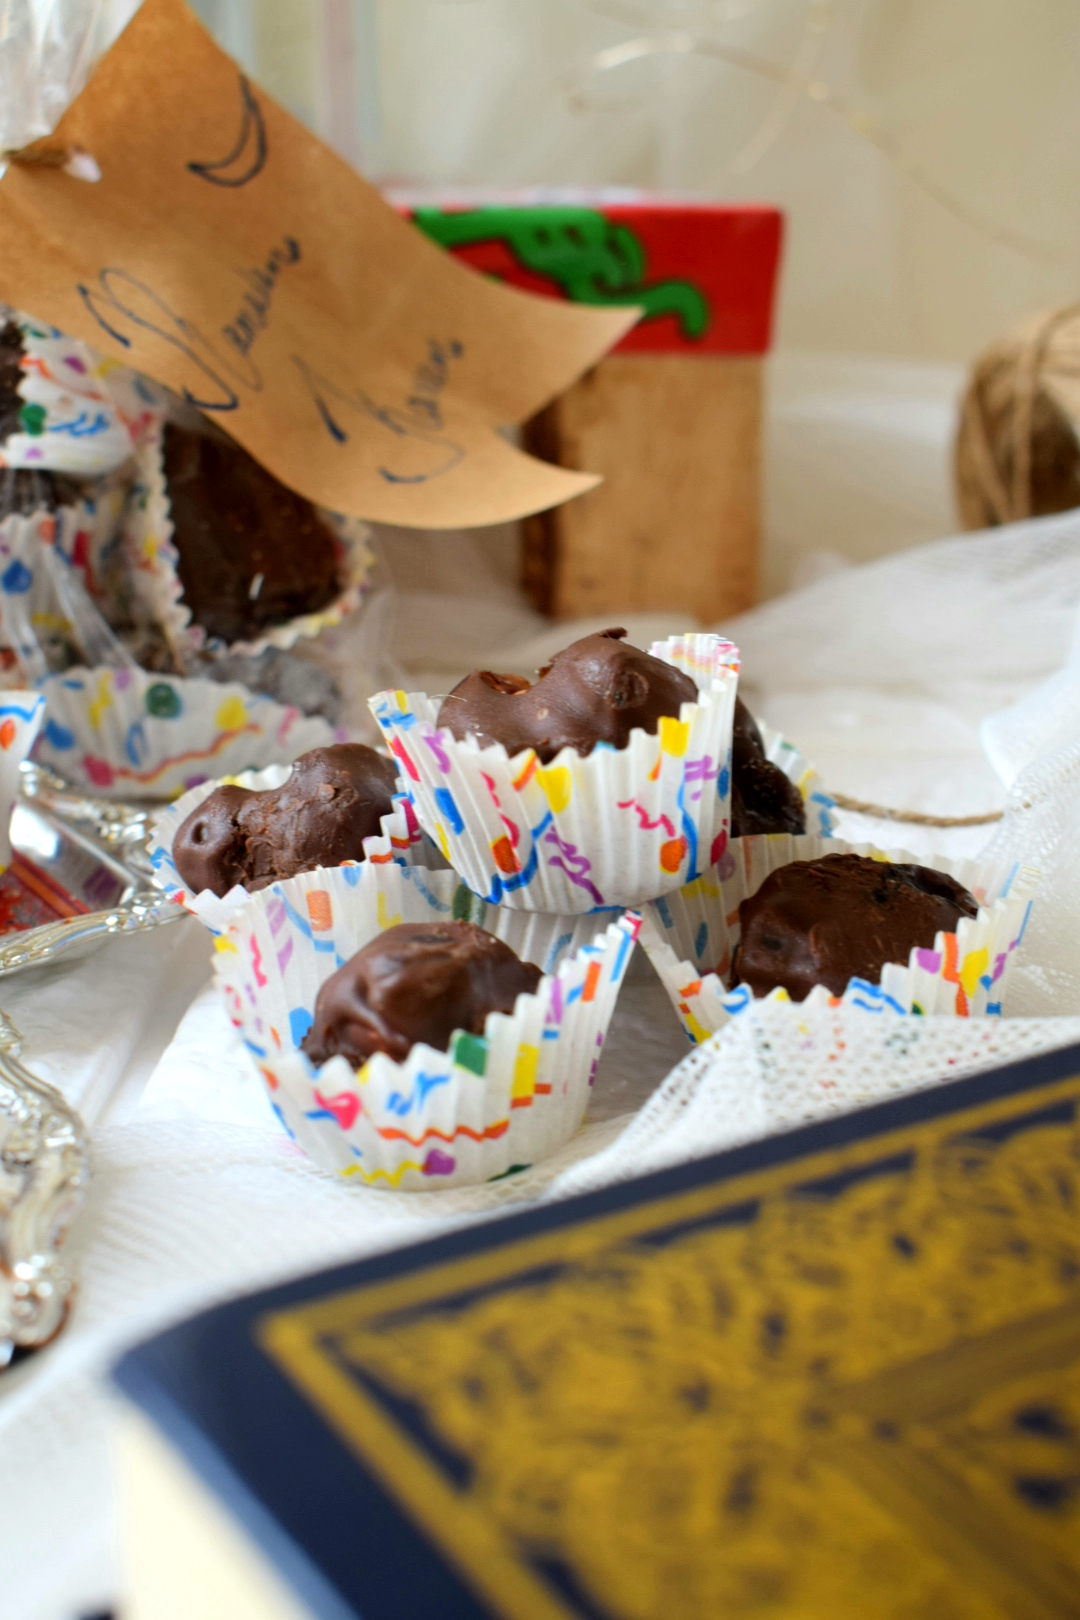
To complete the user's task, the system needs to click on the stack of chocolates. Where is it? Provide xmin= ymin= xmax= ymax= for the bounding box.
xmin=367 ymin=628 xmax=1030 ymax=1032
xmin=0 ymin=308 xmax=374 ymax=799
xmin=154 ymin=621 xmax=1035 ymax=1192
xmin=116 ymin=409 xmax=372 ymax=687
xmin=155 ymin=722 xmax=642 ymax=1188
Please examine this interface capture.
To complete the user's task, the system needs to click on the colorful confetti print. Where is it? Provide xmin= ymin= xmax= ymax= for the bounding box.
xmin=150 ymin=765 xmax=446 ymax=934
xmin=33 ymin=666 xmax=335 ymax=801
xmin=639 ymin=833 xmax=1039 ymax=1045
xmin=369 ymin=633 xmax=741 ymax=913
xmin=212 ymin=861 xmax=640 ymax=1188
xmin=0 ymin=312 xmax=151 ymax=477
xmin=0 ymin=692 xmax=43 ymax=869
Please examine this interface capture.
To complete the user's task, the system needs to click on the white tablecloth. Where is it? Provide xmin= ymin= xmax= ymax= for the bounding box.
xmin=7 ymin=355 xmax=1080 ymax=1620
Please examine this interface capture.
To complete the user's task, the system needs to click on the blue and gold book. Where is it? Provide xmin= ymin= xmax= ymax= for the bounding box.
xmin=113 ymin=1039 xmax=1080 ymax=1620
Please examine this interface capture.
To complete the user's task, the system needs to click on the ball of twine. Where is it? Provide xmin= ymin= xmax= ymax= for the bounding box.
xmin=955 ymin=303 xmax=1080 ymax=530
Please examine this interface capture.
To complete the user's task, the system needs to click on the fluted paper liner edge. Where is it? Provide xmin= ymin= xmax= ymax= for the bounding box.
xmin=150 ymin=763 xmax=446 ymax=933
xmin=369 ymin=632 xmax=741 ymax=913
xmin=213 ymin=861 xmax=640 ymax=1188
xmin=123 ymin=420 xmax=375 ymax=666
xmin=640 ymin=833 xmax=1040 ymax=1044
xmin=33 ymin=664 xmax=334 ymax=799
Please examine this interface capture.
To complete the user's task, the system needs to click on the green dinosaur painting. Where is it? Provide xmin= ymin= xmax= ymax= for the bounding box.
xmin=413 ymin=206 xmax=710 ymax=339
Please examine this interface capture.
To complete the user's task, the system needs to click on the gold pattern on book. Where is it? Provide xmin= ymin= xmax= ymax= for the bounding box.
xmin=262 ymin=1076 xmax=1080 ymax=1620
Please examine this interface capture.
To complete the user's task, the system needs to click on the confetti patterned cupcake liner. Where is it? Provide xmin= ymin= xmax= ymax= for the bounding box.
xmin=150 ymin=764 xmax=444 ymax=934
xmin=756 ymin=719 xmax=836 ymax=838
xmin=33 ymin=665 xmax=337 ymax=800
xmin=120 ymin=420 xmax=376 ymax=667
xmin=370 ymin=633 xmax=741 ymax=914
xmin=0 ymin=308 xmax=161 ymax=476
xmin=639 ymin=833 xmax=1039 ymax=1045
xmin=0 ymin=691 xmax=43 ymax=870
xmin=0 ymin=484 xmax=138 ymax=683
xmin=213 ymin=862 xmax=640 ymax=1188
xmin=0 ymin=506 xmax=91 ymax=684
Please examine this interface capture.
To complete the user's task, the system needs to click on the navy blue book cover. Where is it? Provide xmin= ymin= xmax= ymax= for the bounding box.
xmin=114 ymin=1038 xmax=1080 ymax=1620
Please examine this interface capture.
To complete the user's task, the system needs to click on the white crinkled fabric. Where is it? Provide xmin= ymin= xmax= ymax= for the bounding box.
xmin=730 ymin=511 xmax=1080 ymax=705
xmin=730 ymin=508 xmax=1080 ymax=866
xmin=557 ymin=1000 xmax=1080 ymax=1197
xmin=974 ymin=741 xmax=1080 ymax=1018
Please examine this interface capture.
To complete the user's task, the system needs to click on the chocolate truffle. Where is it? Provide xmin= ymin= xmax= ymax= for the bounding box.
xmin=731 ymin=696 xmax=806 ymax=837
xmin=172 ymin=744 xmax=399 ymax=897
xmin=162 ymin=420 xmax=341 ymax=644
xmin=731 ymin=852 xmax=978 ymax=1002
xmin=301 ymin=921 xmax=543 ymax=1067
xmin=438 ymin=627 xmax=698 ymax=763
xmin=0 ymin=319 xmax=27 ymax=444
xmin=0 ymin=321 xmax=82 ymax=514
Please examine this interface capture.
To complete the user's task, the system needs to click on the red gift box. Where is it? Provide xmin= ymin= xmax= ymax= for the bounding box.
xmin=407 ymin=197 xmax=782 ymax=355
xmin=398 ymin=191 xmax=785 ymax=622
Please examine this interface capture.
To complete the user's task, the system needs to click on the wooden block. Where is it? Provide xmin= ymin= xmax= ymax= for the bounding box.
xmin=522 ymin=353 xmax=761 ymax=624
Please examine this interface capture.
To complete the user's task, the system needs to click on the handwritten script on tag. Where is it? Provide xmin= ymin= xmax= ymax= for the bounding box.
xmin=0 ymin=0 xmax=636 ymax=526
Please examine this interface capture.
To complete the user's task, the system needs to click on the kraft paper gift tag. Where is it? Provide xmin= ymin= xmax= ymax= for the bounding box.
xmin=0 ymin=0 xmax=636 ymax=528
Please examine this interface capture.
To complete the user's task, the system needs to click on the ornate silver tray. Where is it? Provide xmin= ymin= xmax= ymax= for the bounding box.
xmin=0 ymin=768 xmax=185 ymax=1360
xmin=0 ymin=1013 xmax=89 ymax=1363
xmin=0 ymin=762 xmax=184 ymax=980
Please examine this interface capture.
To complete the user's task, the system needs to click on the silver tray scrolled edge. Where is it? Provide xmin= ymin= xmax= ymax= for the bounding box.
xmin=1 ymin=761 xmax=186 ymax=981
xmin=0 ymin=764 xmax=187 ymax=1360
xmin=0 ymin=1012 xmax=90 ymax=1362
xmin=0 ymin=766 xmax=185 ymax=1362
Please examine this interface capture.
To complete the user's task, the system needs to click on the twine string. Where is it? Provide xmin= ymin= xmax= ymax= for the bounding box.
xmin=1010 ymin=302 xmax=1080 ymax=522
xmin=963 ymin=364 xmax=1013 ymax=526
xmin=956 ymin=300 xmax=1080 ymax=528
xmin=829 ymin=791 xmax=1002 ymax=829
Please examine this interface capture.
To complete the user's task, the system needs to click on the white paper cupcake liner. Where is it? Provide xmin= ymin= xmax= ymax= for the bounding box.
xmin=757 ymin=719 xmax=836 ymax=837
xmin=0 ymin=507 xmax=83 ymax=684
xmin=0 ymin=493 xmax=139 ymax=685
xmin=369 ymin=632 xmax=741 ymax=914
xmin=0 ymin=309 xmax=160 ymax=476
xmin=213 ymin=862 xmax=640 ymax=1187
xmin=150 ymin=766 xmax=445 ymax=934
xmin=33 ymin=665 xmax=337 ymax=800
xmin=121 ymin=420 xmax=375 ymax=667
xmin=0 ymin=691 xmax=43 ymax=869
xmin=59 ymin=472 xmax=131 ymax=603
xmin=640 ymin=833 xmax=1039 ymax=1044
